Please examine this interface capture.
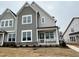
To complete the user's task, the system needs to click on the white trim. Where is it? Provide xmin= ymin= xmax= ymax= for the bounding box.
xmin=56 ymin=28 xmax=59 ymax=45
xmin=36 ymin=11 xmax=37 ymax=28
xmin=21 ymin=30 xmax=32 ymax=42
xmin=7 ymin=32 xmax=16 ymax=42
xmin=22 ymin=15 xmax=32 ymax=24
xmin=8 ymin=9 xmax=16 ymax=19
xmin=15 ymin=16 xmax=18 ymax=43
xmin=7 ymin=30 xmax=15 ymax=32
xmin=0 ymin=8 xmax=16 ymax=20
xmin=0 ymin=19 xmax=14 ymax=28
xmin=37 ymin=28 xmax=56 ymax=31
xmin=41 ymin=17 xmax=45 ymax=24
xmin=36 ymin=11 xmax=38 ymax=42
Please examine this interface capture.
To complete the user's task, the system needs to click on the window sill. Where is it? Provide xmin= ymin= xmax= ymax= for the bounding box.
xmin=21 ymin=41 xmax=32 ymax=42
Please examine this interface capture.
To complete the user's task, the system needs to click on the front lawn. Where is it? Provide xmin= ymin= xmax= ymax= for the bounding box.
xmin=0 ymin=47 xmax=79 ymax=57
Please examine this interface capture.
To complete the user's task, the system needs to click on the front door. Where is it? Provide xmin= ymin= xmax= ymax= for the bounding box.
xmin=39 ymin=32 xmax=46 ymax=45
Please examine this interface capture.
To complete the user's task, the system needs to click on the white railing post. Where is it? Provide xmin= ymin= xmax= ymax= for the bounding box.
xmin=56 ymin=28 xmax=59 ymax=45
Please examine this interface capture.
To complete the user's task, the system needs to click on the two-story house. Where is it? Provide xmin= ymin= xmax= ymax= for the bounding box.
xmin=0 ymin=8 xmax=17 ymax=46
xmin=63 ymin=17 xmax=79 ymax=44
xmin=0 ymin=2 xmax=59 ymax=47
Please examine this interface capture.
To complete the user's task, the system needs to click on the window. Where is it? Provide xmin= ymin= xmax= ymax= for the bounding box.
xmin=76 ymin=35 xmax=79 ymax=39
xmin=27 ymin=32 xmax=31 ymax=41
xmin=70 ymin=37 xmax=76 ymax=42
xmin=8 ymin=34 xmax=11 ymax=42
xmin=23 ymin=32 xmax=26 ymax=41
xmin=22 ymin=15 xmax=32 ymax=24
xmin=23 ymin=17 xmax=26 ymax=24
xmin=0 ymin=19 xmax=13 ymax=27
xmin=22 ymin=30 xmax=32 ymax=42
xmin=39 ymin=33 xmax=44 ymax=39
xmin=46 ymin=32 xmax=49 ymax=39
xmin=1 ymin=21 xmax=4 ymax=27
xmin=12 ymin=34 xmax=15 ymax=41
xmin=50 ymin=32 xmax=54 ymax=39
xmin=9 ymin=20 xmax=13 ymax=26
xmin=41 ymin=17 xmax=45 ymax=24
xmin=46 ymin=32 xmax=54 ymax=39
xmin=5 ymin=21 xmax=8 ymax=26
xmin=71 ymin=28 xmax=74 ymax=32
xmin=8 ymin=33 xmax=15 ymax=42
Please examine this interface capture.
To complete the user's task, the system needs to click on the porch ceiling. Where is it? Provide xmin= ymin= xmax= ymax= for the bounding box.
xmin=37 ymin=26 xmax=58 ymax=31
xmin=0 ymin=30 xmax=7 ymax=34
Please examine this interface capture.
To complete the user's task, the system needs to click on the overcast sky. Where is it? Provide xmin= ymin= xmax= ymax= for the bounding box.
xmin=0 ymin=1 xmax=79 ymax=33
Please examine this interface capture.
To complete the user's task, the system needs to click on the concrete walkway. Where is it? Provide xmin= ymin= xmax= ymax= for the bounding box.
xmin=67 ymin=45 xmax=79 ymax=52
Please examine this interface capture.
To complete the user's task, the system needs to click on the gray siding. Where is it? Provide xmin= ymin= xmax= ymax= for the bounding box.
xmin=31 ymin=3 xmax=56 ymax=27
xmin=0 ymin=10 xmax=16 ymax=43
xmin=0 ymin=11 xmax=16 ymax=31
xmin=17 ymin=6 xmax=37 ymax=45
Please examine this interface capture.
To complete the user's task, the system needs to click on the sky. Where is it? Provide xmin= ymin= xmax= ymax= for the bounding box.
xmin=0 ymin=1 xmax=79 ymax=33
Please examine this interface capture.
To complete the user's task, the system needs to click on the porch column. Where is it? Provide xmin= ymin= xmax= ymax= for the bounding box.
xmin=1 ymin=33 xmax=4 ymax=46
xmin=36 ymin=29 xmax=38 ymax=42
xmin=56 ymin=28 xmax=59 ymax=45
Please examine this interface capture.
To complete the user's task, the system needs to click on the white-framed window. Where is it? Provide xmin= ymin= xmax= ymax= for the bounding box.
xmin=39 ymin=32 xmax=44 ymax=39
xmin=9 ymin=20 xmax=13 ymax=27
xmin=46 ymin=32 xmax=54 ymax=39
xmin=21 ymin=30 xmax=32 ymax=42
xmin=5 ymin=20 xmax=8 ymax=27
xmin=22 ymin=15 xmax=32 ymax=24
xmin=41 ymin=17 xmax=45 ymax=24
xmin=0 ymin=19 xmax=13 ymax=27
xmin=71 ymin=28 xmax=74 ymax=32
xmin=70 ymin=36 xmax=76 ymax=42
xmin=8 ymin=33 xmax=15 ymax=42
xmin=1 ymin=20 xmax=4 ymax=27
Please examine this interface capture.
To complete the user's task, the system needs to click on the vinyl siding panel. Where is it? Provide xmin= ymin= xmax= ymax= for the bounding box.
xmin=0 ymin=11 xmax=16 ymax=31
xmin=17 ymin=6 xmax=37 ymax=44
xmin=31 ymin=3 xmax=56 ymax=27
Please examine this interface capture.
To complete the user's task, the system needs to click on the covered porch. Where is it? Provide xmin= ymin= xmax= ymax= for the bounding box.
xmin=37 ymin=26 xmax=59 ymax=45
xmin=0 ymin=30 xmax=7 ymax=46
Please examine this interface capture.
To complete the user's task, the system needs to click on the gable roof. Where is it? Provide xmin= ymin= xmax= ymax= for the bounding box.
xmin=63 ymin=17 xmax=79 ymax=36
xmin=31 ymin=2 xmax=55 ymax=19
xmin=0 ymin=8 xmax=16 ymax=20
xmin=17 ymin=2 xmax=37 ymax=15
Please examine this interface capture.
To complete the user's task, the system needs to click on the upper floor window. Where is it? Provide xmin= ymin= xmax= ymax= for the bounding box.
xmin=9 ymin=20 xmax=13 ymax=26
xmin=41 ymin=17 xmax=45 ymax=24
xmin=5 ymin=21 xmax=8 ymax=26
xmin=22 ymin=15 xmax=32 ymax=24
xmin=71 ymin=28 xmax=74 ymax=32
xmin=0 ymin=19 xmax=13 ymax=27
xmin=1 ymin=21 xmax=4 ymax=27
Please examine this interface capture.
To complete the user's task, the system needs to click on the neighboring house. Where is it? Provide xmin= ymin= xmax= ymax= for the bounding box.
xmin=0 ymin=8 xmax=17 ymax=46
xmin=0 ymin=2 xmax=59 ymax=46
xmin=63 ymin=17 xmax=79 ymax=44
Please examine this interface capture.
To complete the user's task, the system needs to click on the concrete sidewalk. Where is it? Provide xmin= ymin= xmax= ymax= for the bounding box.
xmin=67 ymin=45 xmax=79 ymax=52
